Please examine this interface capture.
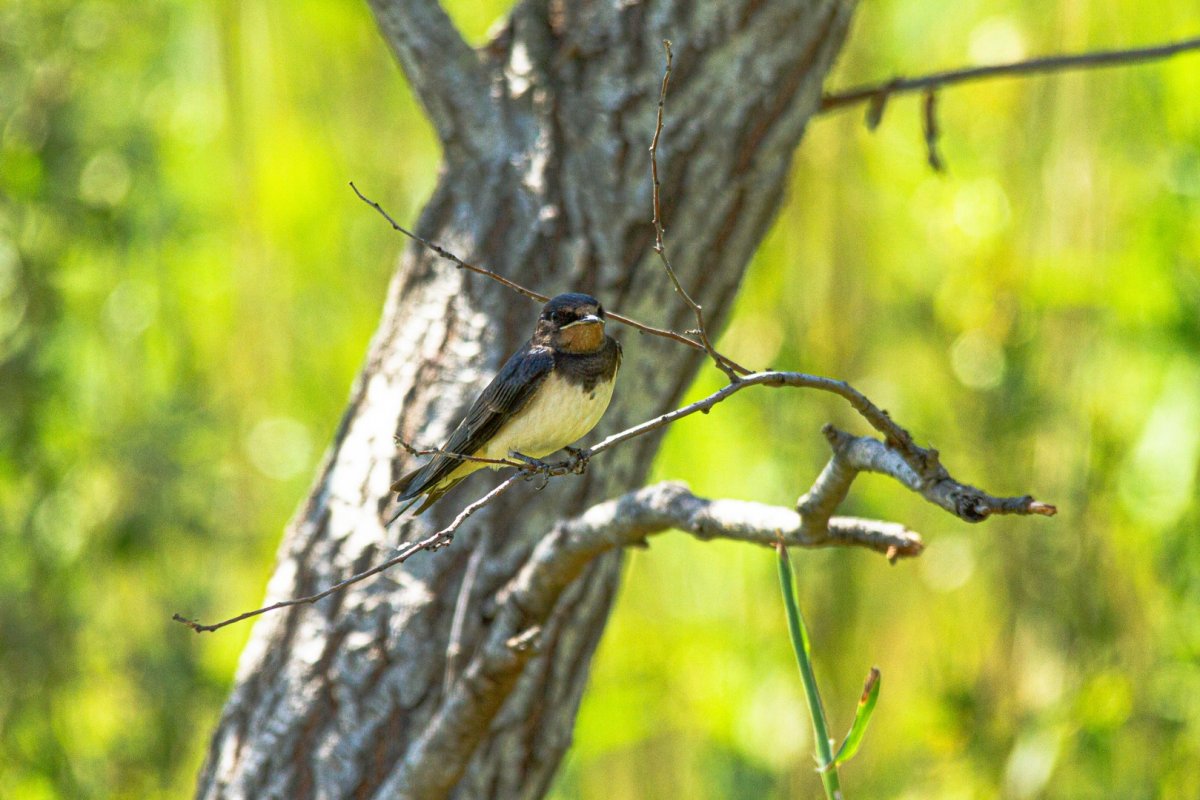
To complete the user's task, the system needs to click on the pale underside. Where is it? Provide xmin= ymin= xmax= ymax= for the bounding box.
xmin=444 ymin=371 xmax=617 ymax=487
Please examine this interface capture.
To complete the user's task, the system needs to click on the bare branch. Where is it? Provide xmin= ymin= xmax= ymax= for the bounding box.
xmin=352 ymin=182 xmax=546 ymax=303
xmin=176 ymin=360 xmax=1054 ymax=633
xmin=389 ymin=413 xmax=1065 ymax=798
xmin=586 ymin=370 xmax=928 ymax=478
xmin=820 ymin=34 xmax=1200 ymax=115
xmin=365 ymin=0 xmax=499 ymax=155
xmin=922 ymin=89 xmax=945 ymax=172
xmin=806 ymin=426 xmax=1056 ymax=523
xmin=173 ymin=475 xmax=522 ymax=633
xmin=395 ymin=434 xmax=523 ymax=469
xmin=387 ymin=480 xmax=920 ymax=796
xmin=350 ymin=182 xmax=735 ymax=363
xmin=796 ymin=425 xmax=1054 ymax=564
xmin=649 ymin=41 xmax=751 ymax=382
xmin=201 ymin=45 xmax=1070 ymax=636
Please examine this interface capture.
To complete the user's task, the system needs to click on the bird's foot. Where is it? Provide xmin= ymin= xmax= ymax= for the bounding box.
xmin=509 ymin=450 xmax=553 ymax=473
xmin=509 ymin=451 xmax=555 ymax=490
xmin=564 ymin=446 xmax=591 ymax=475
xmin=423 ymin=533 xmax=454 ymax=552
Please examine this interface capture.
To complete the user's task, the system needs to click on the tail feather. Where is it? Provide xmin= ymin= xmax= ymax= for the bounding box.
xmin=385 ymin=473 xmax=464 ymax=525
xmin=385 ymin=493 xmax=423 ymax=527
xmin=390 ymin=465 xmax=425 ymax=498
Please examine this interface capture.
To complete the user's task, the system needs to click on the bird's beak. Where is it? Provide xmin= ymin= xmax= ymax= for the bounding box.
xmin=561 ymin=314 xmax=603 ymax=329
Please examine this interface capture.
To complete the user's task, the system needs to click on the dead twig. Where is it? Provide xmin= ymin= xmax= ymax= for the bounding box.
xmin=819 ymin=34 xmax=1200 ymax=115
xmin=174 ymin=363 xmax=1055 ymax=632
xmin=349 ymin=182 xmax=727 ymax=365
xmin=174 ymin=39 xmax=1074 ymax=634
xmin=395 ymin=435 xmax=523 ymax=469
xmin=649 ymin=41 xmax=750 ymax=382
xmin=174 ymin=475 xmax=522 ymax=633
xmin=821 ymin=34 xmax=1200 ymax=172
xmin=922 ymin=89 xmax=944 ymax=172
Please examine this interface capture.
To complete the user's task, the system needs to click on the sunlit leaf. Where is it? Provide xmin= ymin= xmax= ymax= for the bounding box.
xmin=833 ymin=667 xmax=881 ymax=767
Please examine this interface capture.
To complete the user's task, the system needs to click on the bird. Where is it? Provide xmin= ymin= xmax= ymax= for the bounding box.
xmin=389 ymin=292 xmax=621 ymax=519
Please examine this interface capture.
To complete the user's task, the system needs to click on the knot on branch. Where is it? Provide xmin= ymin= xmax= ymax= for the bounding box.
xmin=806 ymin=422 xmax=1055 ymax=534
xmin=950 ymin=489 xmax=992 ymax=523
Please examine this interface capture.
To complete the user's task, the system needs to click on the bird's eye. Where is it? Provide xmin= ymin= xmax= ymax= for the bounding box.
xmin=595 ymin=305 xmax=604 ymax=318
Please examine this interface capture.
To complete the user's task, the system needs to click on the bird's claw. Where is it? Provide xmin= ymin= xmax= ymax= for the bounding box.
xmin=509 ymin=451 xmax=554 ymax=489
xmin=509 ymin=448 xmax=589 ymax=488
xmin=564 ymin=446 xmax=591 ymax=475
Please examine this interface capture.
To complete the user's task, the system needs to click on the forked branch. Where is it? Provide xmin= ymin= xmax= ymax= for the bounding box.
xmin=174 ymin=363 xmax=1054 ymax=632
xmin=175 ymin=39 xmax=1060 ymax=635
xmin=822 ymin=33 xmax=1200 ymax=170
xmin=820 ymin=34 xmax=1200 ymax=115
xmin=349 ymin=183 xmax=732 ymax=363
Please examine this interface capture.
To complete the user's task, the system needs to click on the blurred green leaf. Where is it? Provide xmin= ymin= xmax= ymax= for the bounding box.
xmin=3 ymin=1 xmax=1200 ymax=797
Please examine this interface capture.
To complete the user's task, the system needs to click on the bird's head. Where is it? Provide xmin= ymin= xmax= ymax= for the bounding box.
xmin=535 ymin=293 xmax=607 ymax=354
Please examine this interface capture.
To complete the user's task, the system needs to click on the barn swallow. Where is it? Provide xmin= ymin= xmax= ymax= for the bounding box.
xmin=390 ymin=293 xmax=621 ymax=518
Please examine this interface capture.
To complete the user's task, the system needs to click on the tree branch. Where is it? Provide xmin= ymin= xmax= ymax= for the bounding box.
xmin=388 ymin=452 xmax=1045 ymax=797
xmin=365 ymin=0 xmax=499 ymax=155
xmin=176 ymin=361 xmax=1055 ymax=633
xmin=819 ymin=33 xmax=1200 ymax=115
xmin=349 ymin=182 xmax=739 ymax=367
xmin=804 ymin=426 xmax=1056 ymax=525
xmin=382 ymin=480 xmax=920 ymax=796
xmin=173 ymin=475 xmax=522 ymax=633
xmin=387 ymin=403 xmax=1064 ymax=797
xmin=649 ymin=41 xmax=750 ymax=382
xmin=797 ymin=425 xmax=1053 ymax=563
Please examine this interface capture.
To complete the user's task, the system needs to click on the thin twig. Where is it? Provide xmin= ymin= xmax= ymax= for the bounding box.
xmin=587 ymin=370 xmax=1054 ymax=521
xmin=174 ymin=475 xmax=522 ymax=633
xmin=588 ymin=371 xmax=905 ymax=465
xmin=922 ymin=89 xmax=944 ymax=172
xmin=395 ymin=436 xmax=523 ymax=469
xmin=176 ymin=361 xmax=1054 ymax=633
xmin=183 ymin=49 xmax=1084 ymax=634
xmin=349 ymin=182 xmax=724 ymax=362
xmin=819 ymin=34 xmax=1200 ymax=113
xmin=649 ymin=40 xmax=750 ymax=382
xmin=350 ymin=182 xmax=546 ymax=303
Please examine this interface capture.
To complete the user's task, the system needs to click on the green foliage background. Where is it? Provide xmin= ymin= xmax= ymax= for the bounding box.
xmin=1 ymin=1 xmax=1198 ymax=797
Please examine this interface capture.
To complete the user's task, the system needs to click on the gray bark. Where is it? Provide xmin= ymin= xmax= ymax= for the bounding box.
xmin=195 ymin=1 xmax=856 ymax=798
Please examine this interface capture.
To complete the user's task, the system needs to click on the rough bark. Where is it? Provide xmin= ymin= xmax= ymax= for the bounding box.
xmin=195 ymin=1 xmax=857 ymax=798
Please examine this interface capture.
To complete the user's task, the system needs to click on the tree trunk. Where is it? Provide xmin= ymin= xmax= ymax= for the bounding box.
xmin=195 ymin=1 xmax=855 ymax=797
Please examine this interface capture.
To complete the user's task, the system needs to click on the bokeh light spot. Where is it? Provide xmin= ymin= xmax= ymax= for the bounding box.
xmin=950 ymin=330 xmax=1006 ymax=390
xmin=103 ymin=279 xmax=158 ymax=339
xmin=1077 ymin=672 xmax=1134 ymax=731
xmin=968 ymin=17 xmax=1027 ymax=65
xmin=78 ymin=150 xmax=132 ymax=207
xmin=1118 ymin=361 xmax=1200 ymax=527
xmin=0 ymin=238 xmax=20 ymax=298
xmin=245 ymin=417 xmax=313 ymax=481
xmin=953 ymin=179 xmax=1011 ymax=241
xmin=1003 ymin=727 xmax=1062 ymax=799
xmin=920 ymin=534 xmax=976 ymax=592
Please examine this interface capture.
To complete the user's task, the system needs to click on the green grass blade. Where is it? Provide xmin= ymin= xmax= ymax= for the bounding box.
xmin=833 ymin=666 xmax=882 ymax=767
xmin=775 ymin=543 xmax=842 ymax=799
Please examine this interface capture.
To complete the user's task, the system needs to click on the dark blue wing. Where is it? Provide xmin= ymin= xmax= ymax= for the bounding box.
xmin=392 ymin=343 xmax=555 ymax=501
